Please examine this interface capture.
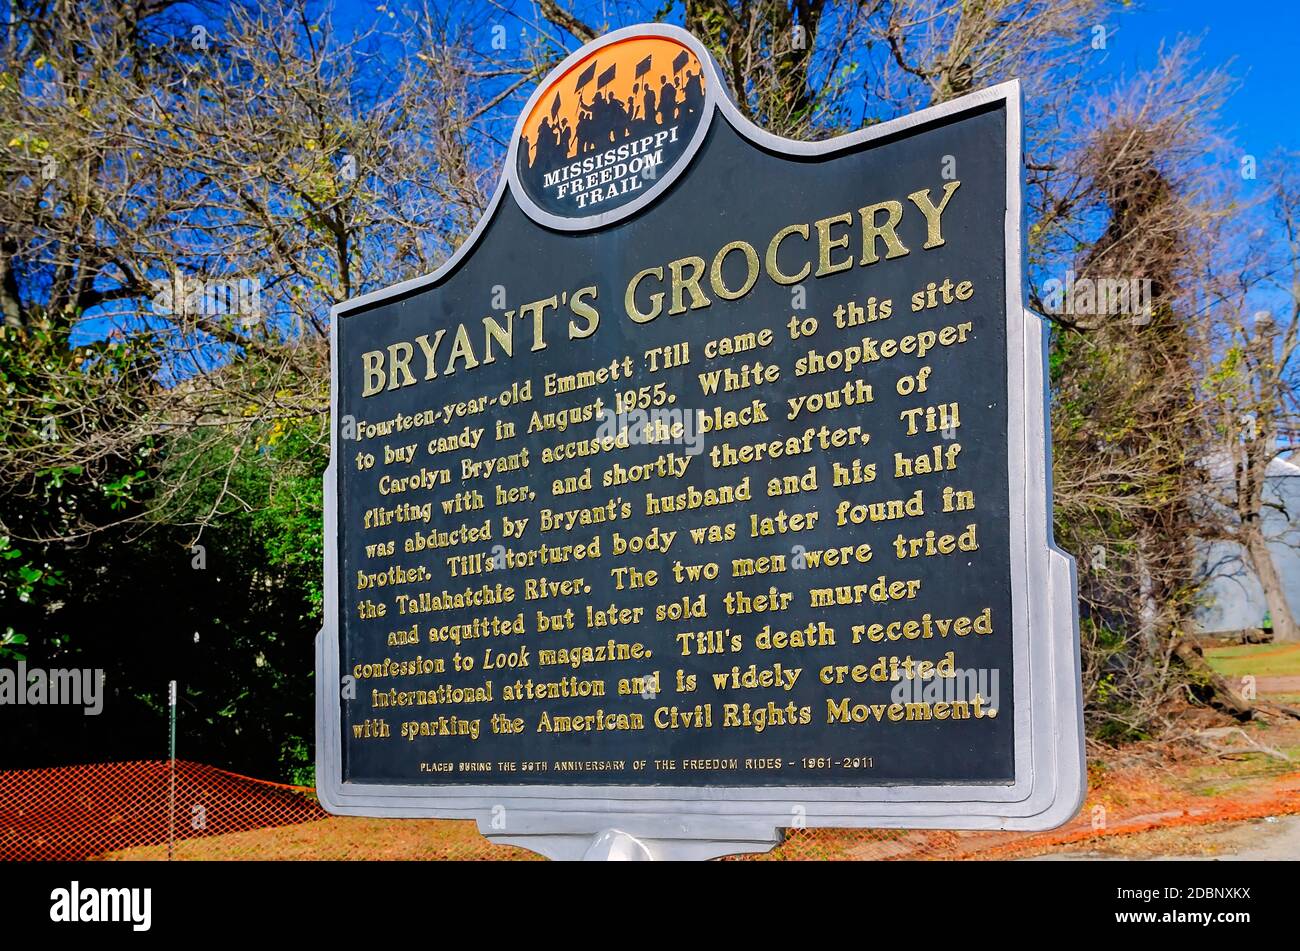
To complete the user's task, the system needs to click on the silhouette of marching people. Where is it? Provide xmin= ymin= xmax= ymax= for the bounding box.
xmin=526 ymin=64 xmax=705 ymax=169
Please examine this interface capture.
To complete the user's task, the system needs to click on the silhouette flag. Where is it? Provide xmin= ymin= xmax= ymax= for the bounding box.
xmin=550 ymin=92 xmax=560 ymax=118
xmin=597 ymin=63 xmax=616 ymax=89
xmin=672 ymin=50 xmax=689 ymax=74
xmin=635 ymin=54 xmax=653 ymax=79
xmin=575 ymin=61 xmax=597 ymax=91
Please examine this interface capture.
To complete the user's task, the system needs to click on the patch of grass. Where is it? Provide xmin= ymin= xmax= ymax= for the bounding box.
xmin=1203 ymin=643 xmax=1300 ymax=679
xmin=1164 ymin=719 xmax=1300 ymax=798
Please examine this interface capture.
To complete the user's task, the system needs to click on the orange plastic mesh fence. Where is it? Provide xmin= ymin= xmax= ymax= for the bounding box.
xmin=2 ymin=761 xmax=1297 ymax=860
xmin=0 ymin=760 xmax=323 ymax=861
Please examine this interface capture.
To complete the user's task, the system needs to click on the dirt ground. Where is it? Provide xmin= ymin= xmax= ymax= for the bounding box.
xmin=1029 ymin=815 xmax=1300 ymax=860
xmin=86 ymin=642 xmax=1300 ymax=861
xmin=1017 ymin=641 xmax=1300 ymax=861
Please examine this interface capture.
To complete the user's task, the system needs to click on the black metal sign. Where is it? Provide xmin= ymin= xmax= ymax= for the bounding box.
xmin=316 ymin=24 xmax=1083 ymax=857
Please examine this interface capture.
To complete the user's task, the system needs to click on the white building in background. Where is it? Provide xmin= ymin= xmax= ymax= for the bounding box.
xmin=1196 ymin=456 xmax=1300 ymax=633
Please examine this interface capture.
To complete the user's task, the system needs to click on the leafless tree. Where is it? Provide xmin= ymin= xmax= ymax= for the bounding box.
xmin=1201 ymin=161 xmax=1300 ymax=641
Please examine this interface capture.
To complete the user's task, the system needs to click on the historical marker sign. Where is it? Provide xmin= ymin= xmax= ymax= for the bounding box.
xmin=316 ymin=24 xmax=1084 ymax=860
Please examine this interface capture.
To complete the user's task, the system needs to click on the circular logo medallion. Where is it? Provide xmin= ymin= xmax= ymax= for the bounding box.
xmin=515 ymin=33 xmax=709 ymax=224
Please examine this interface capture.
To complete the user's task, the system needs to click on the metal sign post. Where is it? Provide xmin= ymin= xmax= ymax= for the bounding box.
xmin=168 ymin=678 xmax=177 ymax=861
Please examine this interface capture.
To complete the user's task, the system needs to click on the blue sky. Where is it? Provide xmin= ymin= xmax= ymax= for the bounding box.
xmin=535 ymin=2 xmax=1295 ymax=163
xmin=331 ymin=2 xmax=1298 ymax=161
xmin=1106 ymin=0 xmax=1300 ymax=163
xmin=75 ymin=0 xmax=1300 ymax=348
xmin=1102 ymin=0 xmax=1299 ymax=324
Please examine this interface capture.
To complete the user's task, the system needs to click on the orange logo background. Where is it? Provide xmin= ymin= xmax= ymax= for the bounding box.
xmin=520 ymin=36 xmax=706 ymax=171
